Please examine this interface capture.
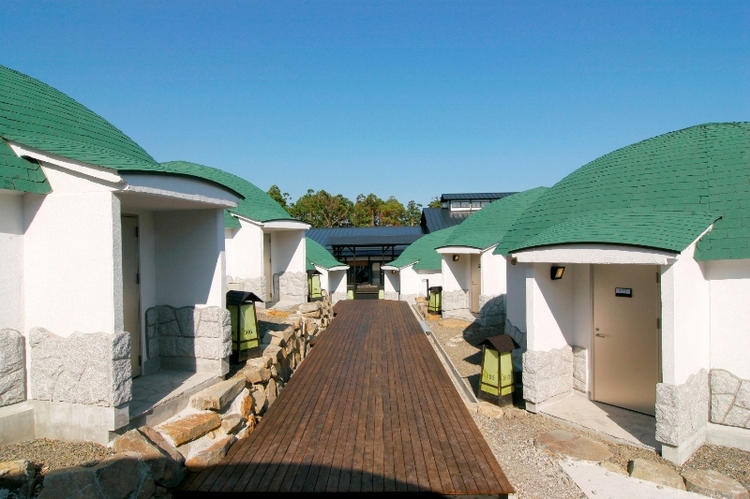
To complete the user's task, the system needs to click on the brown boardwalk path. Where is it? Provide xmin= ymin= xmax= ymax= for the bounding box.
xmin=178 ymin=300 xmax=514 ymax=496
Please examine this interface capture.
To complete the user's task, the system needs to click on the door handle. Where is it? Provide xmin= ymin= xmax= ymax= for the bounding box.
xmin=595 ymin=333 xmax=606 ymax=338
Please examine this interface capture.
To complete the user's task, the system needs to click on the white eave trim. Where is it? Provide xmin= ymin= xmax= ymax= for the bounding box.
xmin=121 ymin=173 xmax=240 ymax=208
xmin=436 ymin=246 xmax=481 ymax=254
xmin=8 ymin=141 xmax=124 ymax=185
xmin=511 ymin=243 xmax=678 ymax=265
xmin=315 ymin=263 xmax=349 ymax=273
xmin=262 ymin=219 xmax=311 ymax=231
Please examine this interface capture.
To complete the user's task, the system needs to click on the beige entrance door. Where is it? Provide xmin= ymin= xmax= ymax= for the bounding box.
xmin=121 ymin=215 xmax=141 ymax=377
xmin=593 ymin=264 xmax=659 ymax=415
xmin=470 ymin=254 xmax=481 ymax=313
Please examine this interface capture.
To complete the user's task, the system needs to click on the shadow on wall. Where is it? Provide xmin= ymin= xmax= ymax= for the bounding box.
xmin=478 ymin=294 xmax=505 ymax=327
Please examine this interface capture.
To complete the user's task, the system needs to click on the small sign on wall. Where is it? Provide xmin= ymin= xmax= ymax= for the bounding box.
xmin=615 ymin=287 xmax=633 ymax=298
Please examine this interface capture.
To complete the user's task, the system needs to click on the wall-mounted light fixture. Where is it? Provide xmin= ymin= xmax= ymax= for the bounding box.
xmin=550 ymin=266 xmax=565 ymax=280
xmin=510 ymin=257 xmax=517 ymax=266
xmin=391 ymin=270 xmax=396 ymax=274
xmin=452 ymin=254 xmax=460 ymax=261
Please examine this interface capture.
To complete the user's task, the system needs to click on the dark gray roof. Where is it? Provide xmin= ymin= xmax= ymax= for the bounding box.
xmin=440 ymin=193 xmax=516 ymax=202
xmin=421 ymin=208 xmax=471 ymax=233
xmin=307 ymin=226 xmax=425 ymax=259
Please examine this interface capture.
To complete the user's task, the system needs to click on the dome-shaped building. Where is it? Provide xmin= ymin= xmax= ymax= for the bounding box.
xmin=497 ymin=123 xmax=750 ymax=464
xmin=0 ymin=65 xmax=243 ymax=445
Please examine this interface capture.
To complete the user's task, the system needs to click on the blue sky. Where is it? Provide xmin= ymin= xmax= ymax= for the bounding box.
xmin=3 ymin=1 xmax=748 ymax=206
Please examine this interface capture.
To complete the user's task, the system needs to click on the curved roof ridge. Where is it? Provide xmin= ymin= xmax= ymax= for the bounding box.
xmin=306 ymin=237 xmax=347 ymax=271
xmin=0 ymin=64 xmax=158 ymax=172
xmin=385 ymin=226 xmax=457 ymax=271
xmin=160 ymin=160 xmax=294 ymax=223
xmin=497 ymin=122 xmax=750 ymax=259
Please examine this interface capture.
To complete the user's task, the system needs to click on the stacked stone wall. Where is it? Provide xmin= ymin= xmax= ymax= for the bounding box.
xmin=0 ymin=329 xmax=26 ymax=407
xmin=522 ymin=346 xmax=573 ymax=404
xmin=710 ymin=369 xmax=750 ymax=429
xmin=28 ymin=328 xmax=131 ymax=407
xmin=505 ymin=319 xmax=526 ymax=372
xmin=442 ymin=289 xmax=469 ymax=312
xmin=276 ymin=271 xmax=307 ymax=303
xmin=478 ymin=294 xmax=505 ymax=326
xmin=227 ymin=275 xmax=266 ymax=306
xmin=573 ymin=346 xmax=588 ymax=393
xmin=655 ymin=369 xmax=709 ymax=447
xmin=145 ymin=305 xmax=231 ymax=365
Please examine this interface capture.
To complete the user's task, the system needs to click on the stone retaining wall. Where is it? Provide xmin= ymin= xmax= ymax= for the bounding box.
xmin=656 ymin=369 xmax=709 ymax=447
xmin=145 ymin=305 xmax=231 ymax=374
xmin=710 ymin=369 xmax=750 ymax=430
xmin=478 ymin=294 xmax=505 ymax=326
xmin=227 ymin=275 xmax=267 ymax=306
xmin=442 ymin=289 xmax=469 ymax=312
xmin=505 ymin=318 xmax=526 ymax=372
xmin=0 ymin=329 xmax=26 ymax=407
xmin=28 ymin=328 xmax=131 ymax=407
xmin=522 ymin=346 xmax=573 ymax=405
xmin=573 ymin=346 xmax=588 ymax=393
xmin=276 ymin=271 xmax=307 ymax=303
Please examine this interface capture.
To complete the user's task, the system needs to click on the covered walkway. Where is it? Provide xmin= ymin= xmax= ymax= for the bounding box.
xmin=178 ymin=300 xmax=513 ymax=495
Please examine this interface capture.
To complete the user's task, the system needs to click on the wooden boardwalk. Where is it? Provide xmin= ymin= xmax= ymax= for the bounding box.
xmin=178 ymin=300 xmax=514 ymax=496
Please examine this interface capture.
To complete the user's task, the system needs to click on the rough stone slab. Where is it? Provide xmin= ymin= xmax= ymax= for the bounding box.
xmin=38 ymin=452 xmax=154 ymax=499
xmin=477 ymin=402 xmax=505 ymax=419
xmin=535 ymin=429 xmax=612 ymax=462
xmin=221 ymin=414 xmax=244 ymax=435
xmin=184 ymin=436 xmax=233 ymax=472
xmin=656 ymin=369 xmax=709 ymax=446
xmin=158 ymin=412 xmax=221 ymax=447
xmin=682 ymin=469 xmax=749 ymax=499
xmin=600 ymin=460 xmax=628 ymax=476
xmin=139 ymin=426 xmax=184 ymax=464
xmin=235 ymin=364 xmax=270 ymax=384
xmin=0 ymin=459 xmax=35 ymax=498
xmin=111 ymin=429 xmax=186 ymax=488
xmin=190 ymin=378 xmax=246 ymax=411
xmin=628 ymin=458 xmax=685 ymax=490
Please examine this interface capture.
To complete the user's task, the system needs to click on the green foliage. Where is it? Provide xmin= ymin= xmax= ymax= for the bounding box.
xmin=267 ymin=184 xmax=291 ymax=210
xmin=353 ymin=193 xmax=384 ymax=226
xmin=289 ymin=189 xmax=353 ymax=228
xmin=404 ymin=200 xmax=423 ymax=226
xmin=428 ymin=196 xmax=442 ymax=208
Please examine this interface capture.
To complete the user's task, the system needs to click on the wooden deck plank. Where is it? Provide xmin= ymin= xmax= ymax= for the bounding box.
xmin=177 ymin=300 xmax=513 ymax=496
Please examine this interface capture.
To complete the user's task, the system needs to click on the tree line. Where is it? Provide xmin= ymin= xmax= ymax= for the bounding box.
xmin=267 ymin=186 xmax=442 ymax=228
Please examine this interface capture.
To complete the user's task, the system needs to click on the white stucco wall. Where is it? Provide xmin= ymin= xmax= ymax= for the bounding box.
xmin=24 ymin=189 xmax=121 ymax=336
xmin=661 ymin=243 xmax=710 ymax=385
xmin=506 ymin=261 xmax=527 ymax=330
xmin=0 ymin=191 xmax=25 ymax=333
xmin=570 ymin=264 xmax=592 ymax=351
xmin=384 ymin=270 xmax=399 ymax=294
xmin=480 ymin=248 xmax=506 ymax=296
xmin=318 ymin=267 xmax=347 ymax=297
xmin=225 ymin=220 xmax=263 ymax=280
xmin=271 ymin=230 xmax=306 ymax=276
xmin=707 ymin=258 xmax=750 ymax=379
xmin=526 ymin=263 xmax=576 ymax=351
xmin=441 ymin=256 xmax=470 ymax=293
xmin=400 ymin=266 xmax=441 ymax=296
xmin=154 ymin=209 xmax=226 ymax=308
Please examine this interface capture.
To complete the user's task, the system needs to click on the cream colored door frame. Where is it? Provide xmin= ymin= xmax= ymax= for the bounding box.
xmin=592 ymin=264 xmax=660 ymax=415
xmin=121 ymin=215 xmax=141 ymax=378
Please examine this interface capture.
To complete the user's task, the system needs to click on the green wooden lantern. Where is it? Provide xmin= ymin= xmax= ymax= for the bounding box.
xmin=478 ymin=335 xmax=519 ymax=406
xmin=226 ymin=290 xmax=263 ymax=362
xmin=307 ymin=270 xmax=322 ymax=301
xmin=428 ymin=286 xmax=442 ymax=314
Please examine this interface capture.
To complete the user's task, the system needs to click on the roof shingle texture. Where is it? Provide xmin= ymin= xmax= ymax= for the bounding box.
xmin=386 ymin=227 xmax=457 ymax=271
xmin=0 ymin=64 xmax=159 ymax=175
xmin=160 ymin=161 xmax=293 ymax=224
xmin=497 ymin=123 xmax=750 ymax=261
xmin=306 ymin=237 xmax=347 ymax=271
xmin=441 ymin=187 xmax=548 ymax=251
xmin=0 ymin=139 xmax=50 ymax=194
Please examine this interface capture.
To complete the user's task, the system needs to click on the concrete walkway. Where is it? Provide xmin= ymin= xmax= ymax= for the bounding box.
xmin=561 ymin=461 xmax=708 ymax=499
xmin=540 ymin=391 xmax=659 ymax=451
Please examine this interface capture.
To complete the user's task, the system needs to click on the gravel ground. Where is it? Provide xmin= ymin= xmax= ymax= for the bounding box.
xmin=427 ymin=316 xmax=750 ymax=498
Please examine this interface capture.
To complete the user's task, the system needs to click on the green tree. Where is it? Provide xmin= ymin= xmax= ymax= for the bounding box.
xmin=403 ymin=200 xmax=423 ymax=226
xmin=428 ymin=196 xmax=442 ymax=208
xmin=267 ymin=185 xmax=291 ymax=210
xmin=290 ymin=189 xmax=353 ymax=228
xmin=380 ymin=196 xmax=407 ymax=226
xmin=353 ymin=193 xmax=384 ymax=226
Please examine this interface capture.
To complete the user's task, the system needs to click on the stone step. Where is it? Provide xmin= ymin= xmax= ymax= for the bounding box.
xmin=535 ymin=429 xmax=613 ymax=462
xmin=190 ymin=378 xmax=246 ymax=411
xmin=158 ymin=412 xmax=221 ymax=447
xmin=682 ymin=469 xmax=749 ymax=499
xmin=628 ymin=458 xmax=686 ymax=490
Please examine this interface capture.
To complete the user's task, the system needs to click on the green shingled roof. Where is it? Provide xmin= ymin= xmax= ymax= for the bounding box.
xmin=441 ymin=187 xmax=548 ymax=251
xmin=386 ymin=227 xmax=457 ymax=271
xmin=0 ymin=139 xmax=50 ymax=194
xmin=496 ymin=123 xmax=750 ymax=261
xmin=160 ymin=161 xmax=294 ymax=225
xmin=306 ymin=237 xmax=347 ymax=271
xmin=0 ymin=64 xmax=159 ymax=175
